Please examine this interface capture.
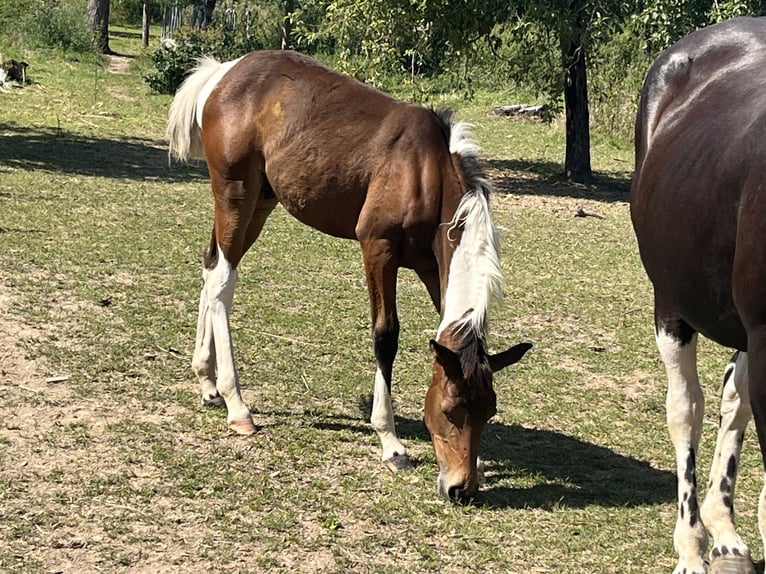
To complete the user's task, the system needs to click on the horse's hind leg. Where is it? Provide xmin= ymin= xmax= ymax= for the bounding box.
xmin=700 ymin=351 xmax=753 ymax=571
xmin=655 ymin=309 xmax=708 ymax=574
xmin=194 ymin=228 xmax=222 ymax=407
xmin=192 ymin=170 xmax=276 ymax=435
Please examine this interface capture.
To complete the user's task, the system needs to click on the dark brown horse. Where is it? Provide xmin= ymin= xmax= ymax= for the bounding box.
xmin=631 ymin=17 xmax=766 ymax=574
xmin=167 ymin=50 xmax=531 ymax=501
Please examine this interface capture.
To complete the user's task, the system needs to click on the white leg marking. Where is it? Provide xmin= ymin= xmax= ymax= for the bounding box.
xmin=192 ymin=270 xmax=221 ymax=405
xmin=204 ymin=251 xmax=252 ymax=427
xmin=656 ymin=329 xmax=708 ymax=574
xmin=701 ymin=352 xmax=752 ymax=562
xmin=370 ymin=368 xmax=407 ymax=461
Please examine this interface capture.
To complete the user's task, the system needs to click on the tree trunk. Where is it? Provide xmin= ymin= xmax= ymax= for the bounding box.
xmin=561 ymin=38 xmax=592 ymax=182
xmin=141 ymin=0 xmax=149 ymax=48
xmin=86 ymin=0 xmax=111 ymax=54
xmin=282 ymin=0 xmax=295 ymax=50
xmin=204 ymin=0 xmax=217 ymax=28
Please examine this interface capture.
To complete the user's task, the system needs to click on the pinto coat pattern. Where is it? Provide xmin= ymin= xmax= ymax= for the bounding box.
xmin=631 ymin=16 xmax=766 ymax=574
xmin=167 ymin=50 xmax=530 ymax=501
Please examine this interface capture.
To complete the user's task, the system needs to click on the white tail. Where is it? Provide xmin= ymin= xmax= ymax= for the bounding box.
xmin=166 ymin=56 xmax=224 ymax=162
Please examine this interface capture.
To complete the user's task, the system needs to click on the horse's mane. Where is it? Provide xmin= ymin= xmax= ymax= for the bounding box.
xmin=435 ymin=109 xmax=503 ymax=342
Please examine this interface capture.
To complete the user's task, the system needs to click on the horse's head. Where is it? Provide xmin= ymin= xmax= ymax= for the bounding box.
xmin=425 ymin=327 xmax=531 ymax=502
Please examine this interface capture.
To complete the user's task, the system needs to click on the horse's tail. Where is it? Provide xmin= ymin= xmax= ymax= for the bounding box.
xmin=166 ymin=56 xmax=224 ymax=162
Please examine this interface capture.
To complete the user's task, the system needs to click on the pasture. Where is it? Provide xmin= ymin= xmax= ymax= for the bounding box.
xmin=0 ymin=32 xmax=761 ymax=573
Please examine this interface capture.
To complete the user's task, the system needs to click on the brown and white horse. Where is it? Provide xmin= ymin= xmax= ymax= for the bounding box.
xmin=631 ymin=17 xmax=766 ymax=574
xmin=167 ymin=50 xmax=531 ymax=501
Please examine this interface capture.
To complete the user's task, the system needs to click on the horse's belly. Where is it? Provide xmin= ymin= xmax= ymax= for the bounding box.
xmin=638 ymin=220 xmax=747 ymax=349
xmin=274 ymin=184 xmax=362 ymax=240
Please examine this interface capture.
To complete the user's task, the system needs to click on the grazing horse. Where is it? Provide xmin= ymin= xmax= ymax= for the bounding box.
xmin=167 ymin=50 xmax=531 ymax=501
xmin=631 ymin=17 xmax=766 ymax=574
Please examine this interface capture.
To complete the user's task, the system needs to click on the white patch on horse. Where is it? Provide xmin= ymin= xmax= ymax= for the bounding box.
xmin=656 ymin=328 xmax=709 ymax=573
xmin=166 ymin=56 xmax=243 ymax=162
xmin=192 ymin=269 xmax=220 ymax=405
xmin=701 ymin=351 xmax=753 ymax=563
xmin=370 ymin=368 xmax=407 ymax=462
xmin=195 ymin=248 xmax=252 ymax=429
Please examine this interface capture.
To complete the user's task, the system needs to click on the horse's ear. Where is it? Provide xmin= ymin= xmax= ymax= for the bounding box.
xmin=430 ymin=339 xmax=463 ymax=384
xmin=488 ymin=343 xmax=532 ymax=373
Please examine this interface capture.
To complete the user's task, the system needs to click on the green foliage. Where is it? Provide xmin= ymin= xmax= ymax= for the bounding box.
xmin=143 ymin=29 xmax=208 ymax=94
xmin=588 ymin=25 xmax=650 ymax=138
xmin=16 ymin=0 xmax=94 ymax=52
xmin=480 ymin=19 xmax=562 ymax=106
xmin=636 ymin=0 xmax=709 ymax=53
xmin=313 ymin=0 xmax=508 ymax=91
xmin=0 ymin=0 xmax=38 ymax=40
xmin=111 ymin=0 xmax=165 ymax=26
xmin=290 ymin=0 xmax=332 ymax=53
xmin=143 ymin=1 xmax=282 ymax=94
xmin=708 ymin=0 xmax=766 ymax=21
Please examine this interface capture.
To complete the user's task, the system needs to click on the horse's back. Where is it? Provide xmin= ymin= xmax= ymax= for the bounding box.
xmin=631 ymin=17 xmax=766 ymax=349
xmin=200 ymin=50 xmax=451 ymax=244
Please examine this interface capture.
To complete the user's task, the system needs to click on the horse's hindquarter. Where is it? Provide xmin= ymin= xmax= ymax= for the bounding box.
xmin=631 ymin=18 xmax=766 ymax=348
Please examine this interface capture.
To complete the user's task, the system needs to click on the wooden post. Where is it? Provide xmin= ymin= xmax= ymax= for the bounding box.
xmin=142 ymin=0 xmax=149 ymax=47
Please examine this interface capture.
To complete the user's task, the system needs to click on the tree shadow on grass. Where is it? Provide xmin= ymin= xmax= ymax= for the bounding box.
xmin=485 ymin=157 xmax=632 ymax=203
xmin=310 ymin=411 xmax=674 ymax=510
xmin=0 ymin=122 xmax=207 ymax=182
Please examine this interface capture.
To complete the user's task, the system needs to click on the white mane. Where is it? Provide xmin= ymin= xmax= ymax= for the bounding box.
xmin=437 ymin=121 xmax=503 ymax=338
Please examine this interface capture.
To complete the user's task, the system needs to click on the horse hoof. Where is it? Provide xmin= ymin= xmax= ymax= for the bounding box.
xmin=383 ymin=454 xmax=413 ymax=473
xmin=709 ymin=554 xmax=756 ymax=574
xmin=202 ymin=394 xmax=225 ymax=408
xmin=229 ymin=418 xmax=258 ymax=436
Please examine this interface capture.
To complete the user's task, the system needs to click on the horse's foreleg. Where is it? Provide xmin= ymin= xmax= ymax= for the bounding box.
xmin=414 ymin=267 xmax=441 ymax=312
xmin=362 ymin=238 xmax=411 ymax=471
xmin=656 ymin=316 xmax=708 ymax=574
xmin=745 ymin=330 xmax=766 ymax=574
xmin=700 ymin=351 xmax=754 ymax=572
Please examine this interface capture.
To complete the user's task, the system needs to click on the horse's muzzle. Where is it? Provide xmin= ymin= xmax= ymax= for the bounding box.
xmin=438 ymin=474 xmax=478 ymax=503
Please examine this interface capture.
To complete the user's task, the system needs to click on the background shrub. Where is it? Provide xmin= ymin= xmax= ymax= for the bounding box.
xmin=21 ymin=0 xmax=93 ymax=53
xmin=143 ymin=1 xmax=281 ymax=94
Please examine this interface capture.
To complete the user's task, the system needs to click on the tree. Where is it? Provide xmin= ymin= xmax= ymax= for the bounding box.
xmin=506 ymin=1 xmax=636 ymax=183
xmin=560 ymin=3 xmax=590 ymax=181
xmin=87 ymin=0 xmax=112 ymax=53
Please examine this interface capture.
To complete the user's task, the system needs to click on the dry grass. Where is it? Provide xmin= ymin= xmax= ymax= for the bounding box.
xmin=1 ymin=31 xmax=763 ymax=574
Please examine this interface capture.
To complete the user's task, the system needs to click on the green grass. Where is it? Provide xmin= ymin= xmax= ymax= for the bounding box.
xmin=0 ymin=31 xmax=763 ymax=574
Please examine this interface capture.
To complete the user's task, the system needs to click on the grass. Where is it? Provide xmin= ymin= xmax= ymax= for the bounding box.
xmin=0 ymin=29 xmax=763 ymax=574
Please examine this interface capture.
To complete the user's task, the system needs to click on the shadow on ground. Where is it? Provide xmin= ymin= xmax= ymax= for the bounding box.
xmin=0 ymin=123 xmax=631 ymax=201
xmin=0 ymin=123 xmax=206 ymax=182
xmin=306 ymin=410 xmax=674 ymax=510
xmin=486 ymin=157 xmax=632 ymax=203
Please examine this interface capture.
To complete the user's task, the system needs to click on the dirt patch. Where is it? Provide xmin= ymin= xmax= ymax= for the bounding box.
xmin=0 ymin=290 xmax=46 ymax=390
xmin=0 ymin=278 xmax=198 ymax=573
xmin=106 ymin=55 xmax=131 ymax=75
